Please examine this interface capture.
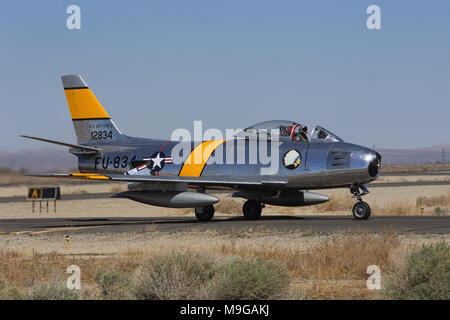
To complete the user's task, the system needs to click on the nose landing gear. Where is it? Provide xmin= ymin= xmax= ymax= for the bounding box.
xmin=350 ymin=184 xmax=371 ymax=220
xmin=352 ymin=201 xmax=371 ymax=220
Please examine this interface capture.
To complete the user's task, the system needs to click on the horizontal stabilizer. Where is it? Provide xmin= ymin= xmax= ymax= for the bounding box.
xmin=20 ymin=135 xmax=101 ymax=153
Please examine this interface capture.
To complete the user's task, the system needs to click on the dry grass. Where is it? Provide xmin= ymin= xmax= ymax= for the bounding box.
xmin=215 ymin=230 xmax=402 ymax=299
xmin=416 ymin=191 xmax=450 ymax=208
xmin=313 ymin=191 xmax=449 ymax=216
xmin=0 ymin=230 xmax=448 ymax=299
xmin=377 ymin=201 xmax=416 ymax=215
xmin=215 ymin=188 xmax=450 ymax=216
xmin=214 ymin=197 xmax=244 ymax=214
xmin=218 ymin=231 xmax=399 ymax=279
xmin=110 ymin=186 xmax=127 ymax=193
xmin=382 ymin=163 xmax=450 ymax=172
xmin=290 ymin=279 xmax=372 ymax=300
xmin=315 ymin=192 xmax=354 ymax=212
xmin=314 ymin=192 xmax=415 ymax=215
xmin=374 ymin=175 xmax=450 ymax=183
xmin=0 ymin=231 xmax=401 ymax=299
xmin=372 ymin=191 xmax=450 ymax=215
xmin=0 ymin=250 xmax=142 ymax=288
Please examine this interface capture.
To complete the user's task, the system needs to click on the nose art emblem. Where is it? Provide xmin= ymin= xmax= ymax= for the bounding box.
xmin=283 ymin=149 xmax=302 ymax=170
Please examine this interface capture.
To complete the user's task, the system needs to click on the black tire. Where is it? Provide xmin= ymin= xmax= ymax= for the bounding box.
xmin=195 ymin=205 xmax=215 ymax=222
xmin=352 ymin=201 xmax=371 ymax=220
xmin=242 ymin=200 xmax=262 ymax=220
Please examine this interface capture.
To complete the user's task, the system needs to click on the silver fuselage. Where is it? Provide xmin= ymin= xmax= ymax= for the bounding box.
xmin=76 ymin=137 xmax=380 ymax=191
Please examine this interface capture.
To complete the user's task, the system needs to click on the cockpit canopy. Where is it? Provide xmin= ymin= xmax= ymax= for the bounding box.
xmin=310 ymin=126 xmax=343 ymax=142
xmin=239 ymin=120 xmax=343 ymax=143
xmin=244 ymin=120 xmax=301 ymax=138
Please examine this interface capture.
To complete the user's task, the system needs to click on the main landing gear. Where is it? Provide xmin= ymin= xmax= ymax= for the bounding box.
xmin=195 ymin=205 xmax=215 ymax=222
xmin=195 ymin=199 xmax=264 ymax=222
xmin=242 ymin=199 xmax=263 ymax=220
xmin=350 ymin=184 xmax=371 ymax=220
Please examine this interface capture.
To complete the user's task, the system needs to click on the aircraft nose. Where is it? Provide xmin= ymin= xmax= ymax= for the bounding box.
xmin=368 ymin=151 xmax=382 ymax=178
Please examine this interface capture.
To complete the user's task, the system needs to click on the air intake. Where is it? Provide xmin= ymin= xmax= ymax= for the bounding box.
xmin=327 ymin=150 xmax=351 ymax=169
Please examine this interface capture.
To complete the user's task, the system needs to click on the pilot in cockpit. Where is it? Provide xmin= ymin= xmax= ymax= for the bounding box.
xmin=293 ymin=125 xmax=309 ymax=142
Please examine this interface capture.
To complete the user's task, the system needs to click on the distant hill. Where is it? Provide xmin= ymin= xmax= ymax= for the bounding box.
xmin=0 ymin=143 xmax=449 ymax=172
xmin=0 ymin=149 xmax=78 ymax=172
xmin=376 ymin=144 xmax=450 ymax=165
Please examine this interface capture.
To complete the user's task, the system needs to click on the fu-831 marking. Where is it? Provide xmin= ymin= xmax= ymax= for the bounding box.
xmin=94 ymin=155 xmax=137 ymax=170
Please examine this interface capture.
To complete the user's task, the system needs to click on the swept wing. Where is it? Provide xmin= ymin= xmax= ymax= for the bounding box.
xmin=27 ymin=172 xmax=288 ymax=188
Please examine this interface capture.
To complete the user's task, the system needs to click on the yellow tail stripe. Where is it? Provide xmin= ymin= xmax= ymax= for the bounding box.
xmin=64 ymin=88 xmax=110 ymax=120
xmin=179 ymin=140 xmax=226 ymax=177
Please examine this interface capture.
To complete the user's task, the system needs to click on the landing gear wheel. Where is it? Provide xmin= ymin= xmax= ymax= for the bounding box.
xmin=352 ymin=201 xmax=371 ymax=220
xmin=195 ymin=205 xmax=215 ymax=222
xmin=242 ymin=200 xmax=262 ymax=220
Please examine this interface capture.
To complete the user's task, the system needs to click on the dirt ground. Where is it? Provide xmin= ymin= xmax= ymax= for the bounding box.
xmin=0 ymin=227 xmax=448 ymax=256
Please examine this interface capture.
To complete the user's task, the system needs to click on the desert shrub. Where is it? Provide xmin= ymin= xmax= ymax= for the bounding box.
xmin=382 ymin=242 xmax=450 ymax=300
xmin=28 ymin=281 xmax=80 ymax=300
xmin=0 ymin=278 xmax=23 ymax=300
xmin=94 ymin=270 xmax=132 ymax=300
xmin=132 ymin=251 xmax=216 ymax=300
xmin=0 ymin=277 xmax=22 ymax=300
xmin=434 ymin=207 xmax=447 ymax=216
xmin=214 ymin=257 xmax=290 ymax=300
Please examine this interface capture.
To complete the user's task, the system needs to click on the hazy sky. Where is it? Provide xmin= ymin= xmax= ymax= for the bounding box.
xmin=1 ymin=1 xmax=449 ymax=151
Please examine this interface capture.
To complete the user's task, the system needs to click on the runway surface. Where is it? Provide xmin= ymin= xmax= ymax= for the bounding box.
xmin=1 ymin=215 xmax=449 ymax=235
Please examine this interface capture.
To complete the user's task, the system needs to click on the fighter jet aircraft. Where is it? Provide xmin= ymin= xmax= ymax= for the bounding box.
xmin=22 ymin=75 xmax=381 ymax=221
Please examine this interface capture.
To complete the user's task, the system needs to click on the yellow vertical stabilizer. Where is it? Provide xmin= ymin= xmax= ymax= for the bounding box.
xmin=61 ymin=75 xmax=110 ymax=120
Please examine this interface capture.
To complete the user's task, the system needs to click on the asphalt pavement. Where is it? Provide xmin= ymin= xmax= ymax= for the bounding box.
xmin=1 ymin=215 xmax=449 ymax=235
